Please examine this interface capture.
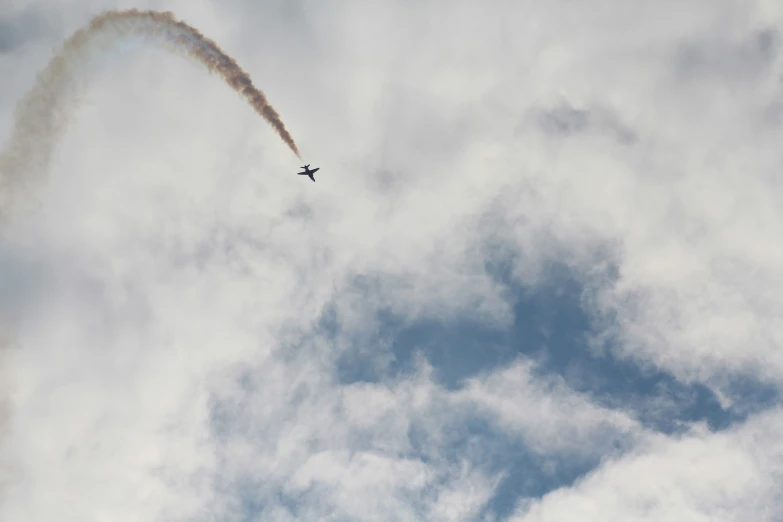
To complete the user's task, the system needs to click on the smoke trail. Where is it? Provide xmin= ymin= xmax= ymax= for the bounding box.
xmin=0 ymin=8 xmax=302 ymax=503
xmin=0 ymin=8 xmax=301 ymax=220
xmin=132 ymin=9 xmax=302 ymax=158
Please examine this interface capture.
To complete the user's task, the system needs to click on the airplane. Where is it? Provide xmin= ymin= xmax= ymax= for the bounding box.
xmin=297 ymin=164 xmax=320 ymax=182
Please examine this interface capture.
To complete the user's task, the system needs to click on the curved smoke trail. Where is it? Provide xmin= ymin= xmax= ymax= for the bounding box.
xmin=0 ymin=8 xmax=301 ymax=221
xmin=0 ymin=9 xmax=302 ymax=503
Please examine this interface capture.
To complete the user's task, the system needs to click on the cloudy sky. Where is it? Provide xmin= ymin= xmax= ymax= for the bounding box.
xmin=1 ymin=0 xmax=783 ymax=520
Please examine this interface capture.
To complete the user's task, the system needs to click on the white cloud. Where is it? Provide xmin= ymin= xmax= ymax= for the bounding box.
xmin=1 ymin=0 xmax=783 ymax=520
xmin=514 ymin=410 xmax=783 ymax=521
xmin=458 ymin=360 xmax=643 ymax=456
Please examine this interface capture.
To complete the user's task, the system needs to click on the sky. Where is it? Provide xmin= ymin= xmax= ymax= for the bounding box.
xmin=1 ymin=0 xmax=783 ymax=520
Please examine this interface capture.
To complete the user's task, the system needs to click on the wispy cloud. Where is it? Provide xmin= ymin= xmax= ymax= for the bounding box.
xmin=1 ymin=0 xmax=782 ymax=520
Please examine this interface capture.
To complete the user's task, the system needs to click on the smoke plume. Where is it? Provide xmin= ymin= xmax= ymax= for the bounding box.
xmin=0 ymin=8 xmax=302 ymax=503
xmin=0 ymin=8 xmax=301 ymax=220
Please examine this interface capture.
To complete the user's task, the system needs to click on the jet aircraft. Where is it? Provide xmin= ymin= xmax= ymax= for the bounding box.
xmin=297 ymin=164 xmax=320 ymax=182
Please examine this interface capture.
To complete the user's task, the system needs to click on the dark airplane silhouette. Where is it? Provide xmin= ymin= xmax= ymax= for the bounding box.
xmin=297 ymin=164 xmax=320 ymax=182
